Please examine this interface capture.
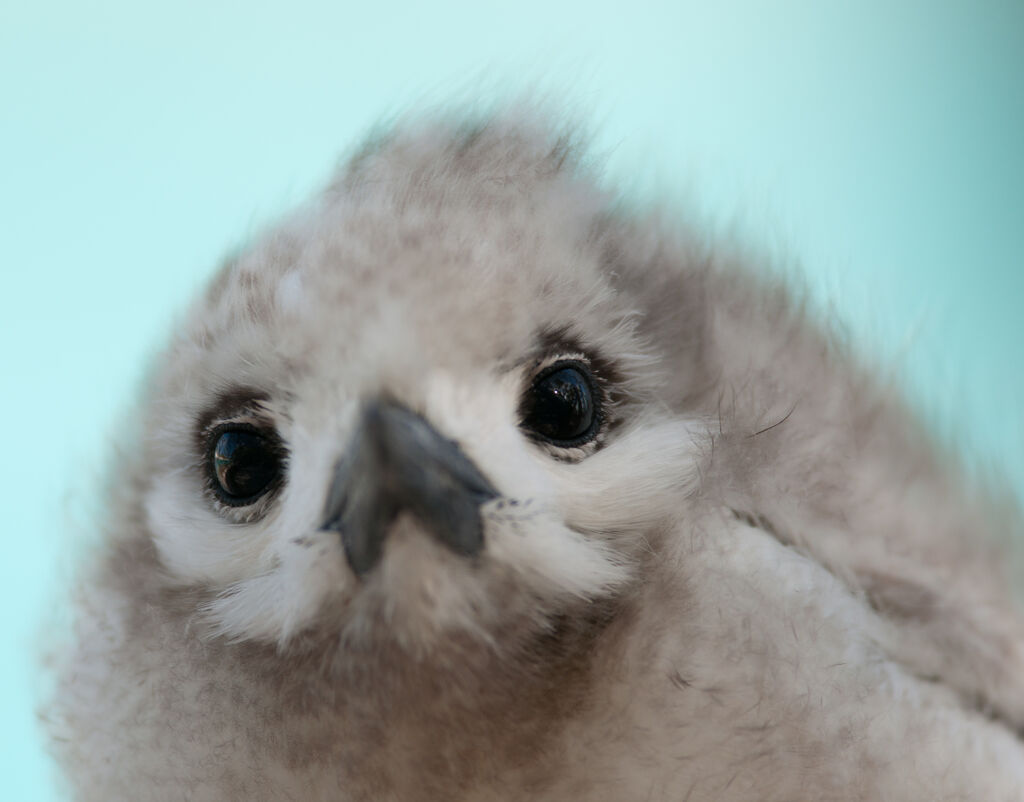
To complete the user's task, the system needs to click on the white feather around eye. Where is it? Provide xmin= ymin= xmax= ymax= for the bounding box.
xmin=145 ymin=472 xmax=276 ymax=586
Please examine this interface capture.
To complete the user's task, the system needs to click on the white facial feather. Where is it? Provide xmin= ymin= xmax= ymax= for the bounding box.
xmin=47 ymin=109 xmax=1024 ymax=802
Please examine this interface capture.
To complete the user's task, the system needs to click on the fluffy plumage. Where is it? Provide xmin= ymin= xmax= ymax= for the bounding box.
xmin=48 ymin=110 xmax=1024 ymax=800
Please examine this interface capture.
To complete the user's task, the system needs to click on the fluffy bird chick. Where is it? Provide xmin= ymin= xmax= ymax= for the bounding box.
xmin=49 ymin=113 xmax=1024 ymax=801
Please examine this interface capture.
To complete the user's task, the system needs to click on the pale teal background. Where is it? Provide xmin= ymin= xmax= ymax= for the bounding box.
xmin=2 ymin=1 xmax=1022 ymax=798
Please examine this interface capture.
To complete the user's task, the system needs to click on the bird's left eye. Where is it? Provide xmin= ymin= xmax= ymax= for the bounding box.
xmin=208 ymin=427 xmax=282 ymax=506
xmin=520 ymin=361 xmax=600 ymax=447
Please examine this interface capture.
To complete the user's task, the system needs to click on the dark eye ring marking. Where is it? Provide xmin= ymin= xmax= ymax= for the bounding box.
xmin=205 ymin=422 xmax=284 ymax=507
xmin=519 ymin=360 xmax=602 ymax=448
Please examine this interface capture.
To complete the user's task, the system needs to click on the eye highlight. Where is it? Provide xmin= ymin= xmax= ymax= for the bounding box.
xmin=520 ymin=361 xmax=601 ymax=448
xmin=207 ymin=425 xmax=283 ymax=507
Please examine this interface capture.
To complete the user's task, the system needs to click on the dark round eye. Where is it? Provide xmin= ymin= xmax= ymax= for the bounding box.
xmin=520 ymin=362 xmax=600 ymax=447
xmin=209 ymin=428 xmax=282 ymax=506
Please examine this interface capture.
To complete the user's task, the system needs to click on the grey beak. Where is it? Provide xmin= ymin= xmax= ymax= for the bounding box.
xmin=320 ymin=400 xmax=498 ymax=577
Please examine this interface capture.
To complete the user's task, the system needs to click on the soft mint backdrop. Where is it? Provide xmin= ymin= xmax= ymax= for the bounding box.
xmin=2 ymin=1 xmax=1022 ymax=798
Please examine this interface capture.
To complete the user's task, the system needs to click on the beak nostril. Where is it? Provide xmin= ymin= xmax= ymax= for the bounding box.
xmin=319 ymin=400 xmax=498 ymax=576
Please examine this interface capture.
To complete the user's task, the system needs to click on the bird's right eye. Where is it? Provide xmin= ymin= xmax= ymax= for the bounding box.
xmin=208 ymin=427 xmax=282 ymax=506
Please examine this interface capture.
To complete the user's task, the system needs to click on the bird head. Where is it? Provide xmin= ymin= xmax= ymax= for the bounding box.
xmin=135 ymin=117 xmax=710 ymax=670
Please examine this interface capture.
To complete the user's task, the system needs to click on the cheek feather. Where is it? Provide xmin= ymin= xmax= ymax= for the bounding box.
xmin=553 ymin=417 xmax=706 ymax=535
xmin=483 ymin=504 xmax=633 ymax=601
xmin=203 ymin=530 xmax=348 ymax=645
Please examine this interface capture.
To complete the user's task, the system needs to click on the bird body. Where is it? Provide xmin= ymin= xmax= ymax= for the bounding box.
xmin=48 ymin=112 xmax=1024 ymax=800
